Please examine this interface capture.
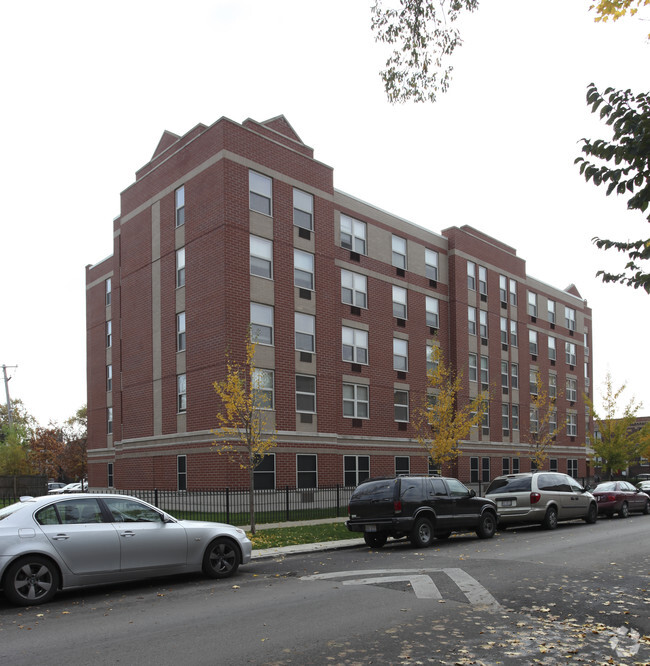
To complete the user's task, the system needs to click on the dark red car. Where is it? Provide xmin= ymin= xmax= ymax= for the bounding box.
xmin=592 ymin=481 xmax=650 ymax=518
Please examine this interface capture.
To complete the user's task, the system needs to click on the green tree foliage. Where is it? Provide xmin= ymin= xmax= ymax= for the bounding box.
xmin=0 ymin=398 xmax=37 ymax=442
xmin=0 ymin=423 xmax=33 ymax=475
xmin=575 ymin=84 xmax=650 ymax=292
xmin=585 ymin=373 xmax=647 ymax=478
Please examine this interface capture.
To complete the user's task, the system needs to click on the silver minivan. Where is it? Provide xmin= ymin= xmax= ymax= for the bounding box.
xmin=485 ymin=472 xmax=598 ymax=529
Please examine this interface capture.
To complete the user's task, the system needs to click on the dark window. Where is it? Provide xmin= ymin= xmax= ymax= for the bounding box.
xmin=177 ymin=455 xmax=187 ymax=491
xmin=297 ymin=454 xmax=317 ymax=489
xmin=254 ymin=454 xmax=275 ymax=490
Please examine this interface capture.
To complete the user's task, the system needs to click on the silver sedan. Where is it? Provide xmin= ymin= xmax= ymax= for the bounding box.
xmin=0 ymin=493 xmax=252 ymax=606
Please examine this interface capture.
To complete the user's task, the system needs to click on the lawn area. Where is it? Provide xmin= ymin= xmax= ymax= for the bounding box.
xmin=248 ymin=521 xmax=359 ymax=549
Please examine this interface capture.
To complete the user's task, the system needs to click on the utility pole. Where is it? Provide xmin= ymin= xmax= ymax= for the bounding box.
xmin=2 ymin=364 xmax=17 ymax=427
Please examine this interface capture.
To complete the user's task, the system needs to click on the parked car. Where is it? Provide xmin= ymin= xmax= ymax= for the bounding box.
xmin=591 ymin=481 xmax=650 ymax=518
xmin=0 ymin=493 xmax=252 ymax=606
xmin=346 ymin=475 xmax=498 ymax=548
xmin=47 ymin=482 xmax=66 ymax=492
xmin=48 ymin=481 xmax=88 ymax=494
xmin=485 ymin=472 xmax=598 ymax=529
xmin=636 ymin=480 xmax=650 ymax=494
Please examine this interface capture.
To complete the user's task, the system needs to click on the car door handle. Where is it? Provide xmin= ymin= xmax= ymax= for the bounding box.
xmin=120 ymin=531 xmax=136 ymax=537
xmin=53 ymin=534 xmax=70 ymax=540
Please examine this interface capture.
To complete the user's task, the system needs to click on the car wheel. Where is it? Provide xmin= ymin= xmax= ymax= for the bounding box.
xmin=435 ymin=530 xmax=452 ymax=540
xmin=3 ymin=556 xmax=60 ymax=606
xmin=476 ymin=512 xmax=497 ymax=539
xmin=585 ymin=502 xmax=598 ymax=524
xmin=410 ymin=517 xmax=434 ymax=548
xmin=542 ymin=507 xmax=558 ymax=530
xmin=643 ymin=500 xmax=650 ymax=516
xmin=202 ymin=538 xmax=241 ymax=579
xmin=364 ymin=533 xmax=388 ymax=548
xmin=619 ymin=502 xmax=629 ymax=518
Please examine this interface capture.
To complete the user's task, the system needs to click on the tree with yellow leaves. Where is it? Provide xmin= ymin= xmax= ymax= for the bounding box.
xmin=524 ymin=371 xmax=565 ymax=471
xmin=413 ymin=345 xmax=487 ymax=471
xmin=585 ymin=373 xmax=648 ymax=479
xmin=212 ymin=331 xmax=276 ymax=534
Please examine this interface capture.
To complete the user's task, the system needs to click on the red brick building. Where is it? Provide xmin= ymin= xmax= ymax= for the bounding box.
xmin=85 ymin=114 xmax=593 ymax=490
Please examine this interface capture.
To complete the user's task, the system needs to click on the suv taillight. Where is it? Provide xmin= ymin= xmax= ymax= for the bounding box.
xmin=394 ymin=500 xmax=402 ymax=514
xmin=530 ymin=492 xmax=541 ymax=505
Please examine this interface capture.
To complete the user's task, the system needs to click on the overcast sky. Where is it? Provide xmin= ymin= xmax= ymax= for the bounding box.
xmin=1 ymin=0 xmax=648 ymax=425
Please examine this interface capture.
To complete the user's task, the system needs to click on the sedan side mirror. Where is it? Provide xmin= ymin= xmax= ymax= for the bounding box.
xmin=469 ymin=489 xmax=476 ymax=498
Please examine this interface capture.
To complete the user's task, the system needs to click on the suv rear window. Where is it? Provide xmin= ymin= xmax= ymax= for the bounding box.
xmin=486 ymin=476 xmax=532 ymax=494
xmin=351 ymin=480 xmax=395 ymax=501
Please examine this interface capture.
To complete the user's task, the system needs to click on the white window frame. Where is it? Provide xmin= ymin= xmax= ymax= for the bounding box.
xmin=499 ymin=275 xmax=507 ymax=304
xmin=468 ymin=306 xmax=477 ymax=335
xmin=425 ymin=249 xmax=439 ymax=281
xmin=249 ymin=170 xmax=272 ymax=216
xmin=509 ymin=279 xmax=517 ymax=305
xmin=425 ymin=296 xmax=439 ymax=328
xmin=567 ymin=413 xmax=578 ymax=437
xmin=529 ymin=330 xmax=538 ymax=355
xmin=469 ymin=353 xmax=478 ymax=382
xmin=512 ymin=404 xmax=519 ymax=431
xmin=393 ymin=338 xmax=408 ymax=372
xmin=528 ymin=291 xmax=538 ymax=317
xmin=530 ymin=407 xmax=539 ymax=434
xmin=341 ymin=269 xmax=367 ymax=308
xmin=177 ymin=312 xmax=186 ymax=352
xmin=295 ymin=312 xmax=315 ymax=353
xmin=177 ymin=373 xmax=187 ymax=413
xmin=250 ymin=235 xmax=273 ymax=279
xmin=107 ymin=407 xmax=113 ymax=434
xmin=467 ymin=261 xmax=476 ymax=290
xmin=106 ymin=320 xmax=112 ymax=348
xmin=252 ymin=369 xmax=274 ymax=410
xmin=548 ymin=336 xmax=556 ymax=361
xmin=340 ymin=214 xmax=366 ymax=254
xmin=480 ymin=355 xmax=489 ymax=387
xmin=427 ymin=344 xmax=438 ymax=374
xmin=176 ymin=247 xmax=185 ymax=288
xmin=530 ymin=370 xmax=538 ymax=396
xmin=565 ymin=307 xmax=576 ymax=331
xmin=250 ymin=302 xmax=274 ymax=346
xmin=479 ymin=310 xmax=488 ymax=338
xmin=105 ymin=278 xmax=112 ymax=306
xmin=343 ymin=383 xmax=369 ymax=419
xmin=549 ymin=373 xmax=557 ymax=398
xmin=509 ymin=320 xmax=518 ymax=347
xmin=566 ymin=342 xmax=577 ymax=366
xmin=566 ymin=377 xmax=577 ymax=402
xmin=547 ymin=299 xmax=555 ymax=324
xmin=175 ymin=185 xmax=185 ymax=227
xmin=502 ymin=404 xmax=509 ymax=431
xmin=392 ymin=285 xmax=407 ymax=319
xmin=394 ymin=389 xmax=409 ymax=422
xmin=500 ymin=317 xmax=508 ymax=344
xmin=392 ymin=235 xmax=407 ymax=269
xmin=107 ymin=364 xmax=112 ymax=392
xmin=294 ymin=249 xmax=314 ymax=290
xmin=296 ymin=375 xmax=316 ymax=414
xmin=293 ymin=188 xmax=313 ymax=231
xmin=342 ymin=326 xmax=368 ymax=364
xmin=501 ymin=360 xmax=508 ymax=389
xmin=478 ymin=265 xmax=487 ymax=296
xmin=511 ymin=362 xmax=519 ymax=389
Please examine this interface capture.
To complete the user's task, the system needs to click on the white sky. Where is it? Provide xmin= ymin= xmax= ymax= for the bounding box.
xmin=1 ymin=0 xmax=648 ymax=425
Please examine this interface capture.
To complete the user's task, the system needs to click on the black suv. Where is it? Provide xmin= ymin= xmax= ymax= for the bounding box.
xmin=346 ymin=476 xmax=498 ymax=548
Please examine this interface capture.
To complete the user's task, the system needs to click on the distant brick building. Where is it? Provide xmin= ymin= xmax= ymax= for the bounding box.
xmin=85 ymin=114 xmax=593 ymax=490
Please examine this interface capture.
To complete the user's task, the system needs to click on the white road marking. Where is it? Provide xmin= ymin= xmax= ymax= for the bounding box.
xmin=301 ymin=568 xmax=501 ymax=609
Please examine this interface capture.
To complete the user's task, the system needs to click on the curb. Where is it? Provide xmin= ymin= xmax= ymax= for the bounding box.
xmin=251 ymin=537 xmax=365 ymax=560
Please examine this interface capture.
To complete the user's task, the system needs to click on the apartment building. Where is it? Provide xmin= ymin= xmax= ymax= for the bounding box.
xmin=85 ymin=114 xmax=593 ymax=490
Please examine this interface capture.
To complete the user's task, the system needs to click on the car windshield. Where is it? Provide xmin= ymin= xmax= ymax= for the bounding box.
xmin=486 ymin=476 xmax=532 ymax=494
xmin=595 ymin=482 xmax=617 ymax=492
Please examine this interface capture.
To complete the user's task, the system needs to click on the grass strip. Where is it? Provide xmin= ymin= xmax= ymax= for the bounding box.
xmin=248 ymin=521 xmax=359 ymax=549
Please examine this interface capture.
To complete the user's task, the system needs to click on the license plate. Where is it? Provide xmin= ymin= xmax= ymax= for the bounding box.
xmin=364 ymin=525 xmax=377 ymax=532
xmin=500 ymin=499 xmax=513 ymax=507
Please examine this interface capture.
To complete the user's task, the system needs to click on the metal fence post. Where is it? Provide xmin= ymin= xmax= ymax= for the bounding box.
xmin=336 ymin=484 xmax=340 ymax=517
xmin=154 ymin=488 xmax=159 ymax=508
xmin=226 ymin=488 xmax=230 ymax=524
xmin=285 ymin=485 xmax=290 ymax=522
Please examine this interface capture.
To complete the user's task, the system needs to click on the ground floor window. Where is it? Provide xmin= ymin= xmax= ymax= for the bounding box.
xmin=512 ymin=458 xmax=520 ymax=474
xmin=177 ymin=455 xmax=187 ymax=491
xmin=254 ymin=454 xmax=276 ymax=489
xmin=107 ymin=462 xmax=114 ymax=488
xmin=502 ymin=458 xmax=510 ymax=475
xmin=567 ymin=459 xmax=578 ymax=478
xmin=482 ymin=457 xmax=490 ymax=482
xmin=395 ymin=456 xmax=410 ymax=476
xmin=428 ymin=458 xmax=441 ymax=476
xmin=344 ymin=455 xmax=369 ymax=487
xmin=550 ymin=458 xmax=558 ymax=472
xmin=297 ymin=454 xmax=317 ymax=488
xmin=470 ymin=457 xmax=479 ymax=483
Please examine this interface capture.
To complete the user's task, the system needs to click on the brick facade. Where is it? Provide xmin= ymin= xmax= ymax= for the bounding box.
xmin=85 ymin=114 xmax=594 ymax=490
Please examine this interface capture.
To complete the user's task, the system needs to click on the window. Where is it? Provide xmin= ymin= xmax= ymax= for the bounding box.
xmin=107 ymin=364 xmax=112 ymax=392
xmin=548 ymin=336 xmax=556 ymax=361
xmin=425 ymin=249 xmax=439 ymax=281
xmin=547 ymin=299 xmax=555 ymax=324
xmin=296 ymin=375 xmax=316 ymax=413
xmin=295 ymin=313 xmax=315 ymax=352
xmin=469 ymin=353 xmax=478 ymax=382
xmin=565 ymin=342 xmax=576 ymax=366
xmin=297 ymin=454 xmax=317 ymax=488
xmin=567 ymin=413 xmax=577 ymax=437
xmin=249 ymin=170 xmax=272 ymax=215
xmin=481 ymin=404 xmax=490 ymax=436
xmin=549 ymin=373 xmax=557 ymax=399
xmin=175 ymin=186 xmax=185 ymax=227
xmin=482 ymin=457 xmax=491 ymax=482
xmin=344 ymin=455 xmax=370 ymax=486
xmin=550 ymin=458 xmax=558 ymax=473
xmin=530 ymin=407 xmax=539 ymax=434
xmin=252 ymin=369 xmax=274 ymax=409
xmin=502 ymin=458 xmax=510 ymax=475
xmin=177 ymin=455 xmax=187 ymax=491
xmin=176 ymin=247 xmax=185 ymax=288
xmin=566 ymin=377 xmax=577 ymax=402
xmin=177 ymin=374 xmax=187 ymax=413
xmin=105 ymin=278 xmax=112 ymax=306
xmin=107 ymin=407 xmax=113 ymax=434
xmin=500 ymin=317 xmax=508 ymax=344
xmin=343 ymin=383 xmax=369 ymax=419
xmin=470 ymin=457 xmax=479 ymax=483
xmin=499 ymin=275 xmax=507 ymax=304
xmin=480 ymin=355 xmax=489 ymax=387
xmin=341 ymin=269 xmax=367 ymax=308
xmin=394 ymin=389 xmax=409 ymax=422
xmin=511 ymin=363 xmax=519 ymax=390
xmin=107 ymin=462 xmax=114 ymax=488
xmin=528 ymin=291 xmax=538 ymax=317
xmin=250 ymin=235 xmax=273 ymax=279
xmin=392 ymin=235 xmax=407 ymax=269
xmin=425 ymin=296 xmax=439 ymax=328
xmin=392 ymin=285 xmax=407 ymax=319
xmin=254 ymin=454 xmax=275 ymax=490
xmin=340 ymin=214 xmax=366 ymax=254
xmin=294 ymin=249 xmax=314 ymax=290
xmin=509 ymin=279 xmax=518 ymax=306
xmin=251 ymin=303 xmax=274 ymax=345
xmin=502 ymin=404 xmax=509 ymax=431
xmin=478 ymin=266 xmax=487 ymax=296
xmin=395 ymin=456 xmax=410 ymax=475
xmin=501 ymin=361 xmax=508 ymax=389
xmin=427 ymin=344 xmax=438 ymax=374
xmin=567 ymin=458 xmax=578 ymax=478
xmin=393 ymin=338 xmax=408 ymax=371
xmin=293 ymin=189 xmax=313 ymax=230
xmin=512 ymin=405 xmax=519 ymax=430
xmin=106 ymin=320 xmax=112 ymax=348
xmin=177 ymin=312 xmax=186 ymax=351
xmin=509 ymin=320 xmax=518 ymax=347
xmin=529 ymin=330 xmax=538 ymax=355
xmin=549 ymin=408 xmax=557 ymax=434
xmin=530 ymin=370 xmax=538 ymax=395
xmin=479 ymin=310 xmax=488 ymax=338
xmin=342 ymin=326 xmax=368 ymax=364
xmin=467 ymin=262 xmax=476 ymax=290
xmin=512 ymin=457 xmax=520 ymax=474
xmin=468 ymin=306 xmax=477 ymax=335
xmin=565 ymin=307 xmax=576 ymax=331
